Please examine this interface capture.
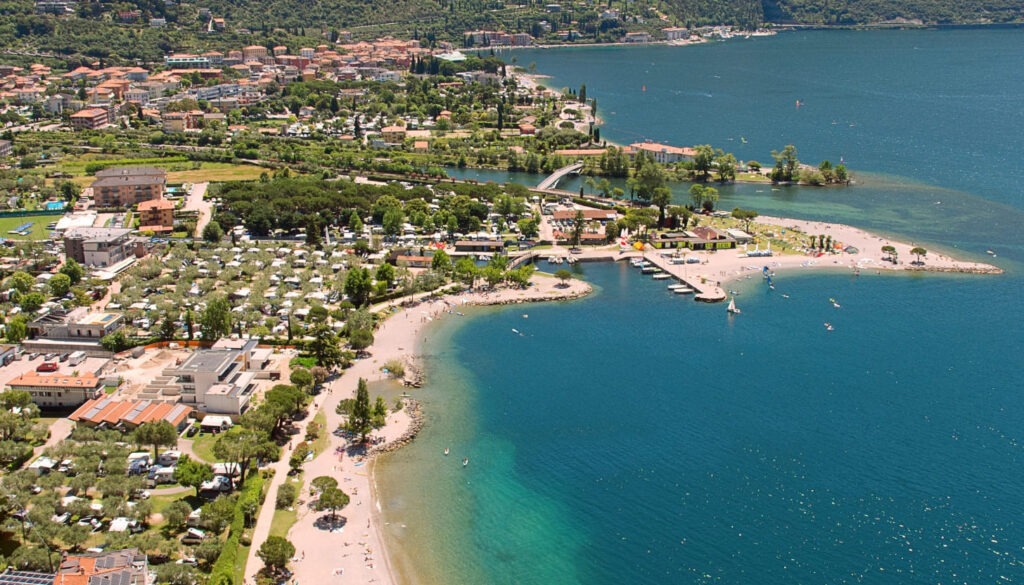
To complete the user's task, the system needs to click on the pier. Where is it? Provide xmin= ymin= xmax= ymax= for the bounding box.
xmin=625 ymin=251 xmax=728 ymax=302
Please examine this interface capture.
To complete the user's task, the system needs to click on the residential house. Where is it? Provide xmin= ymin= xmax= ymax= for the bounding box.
xmin=137 ymin=198 xmax=175 ymax=232
xmin=69 ymin=108 xmax=109 ymax=130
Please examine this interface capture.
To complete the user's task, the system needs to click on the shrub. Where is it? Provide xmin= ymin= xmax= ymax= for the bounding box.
xmin=276 ymin=482 xmax=297 ymax=510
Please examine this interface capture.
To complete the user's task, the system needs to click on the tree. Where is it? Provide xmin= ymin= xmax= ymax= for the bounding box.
xmin=634 ymin=162 xmax=666 ymax=202
xmin=731 ymin=208 xmax=759 ymax=233
xmin=200 ymin=296 xmax=232 ymax=342
xmin=5 ymin=271 xmax=33 ymax=294
xmin=202 ymin=221 xmax=224 ymax=243
xmin=348 ymin=328 xmax=374 ymax=351
xmin=4 ymin=314 xmax=28 ymax=343
xmin=554 ymin=269 xmax=572 ymax=287
xmin=312 ymin=486 xmax=350 ymax=521
xmin=202 ymin=495 xmax=236 ymax=533
xmin=100 ymin=329 xmax=131 ymax=352
xmin=134 ymin=421 xmax=177 ymax=458
xmin=453 ymin=257 xmax=478 ymax=287
xmin=693 ymin=144 xmax=715 ymax=179
xmin=348 ymin=211 xmax=363 ymax=233
xmin=431 ymin=249 xmax=452 ymax=273
xmin=715 ymin=152 xmax=737 ymax=182
xmin=308 ymin=323 xmax=344 ymax=369
xmin=257 ymin=536 xmax=295 ymax=574
xmin=289 ymin=368 xmax=313 ymax=392
xmin=48 ymin=273 xmax=72 ymax=298
xmin=159 ymin=312 xmax=177 ymax=341
xmin=375 ymin=262 xmax=395 ymax=287
xmin=18 ymin=292 xmax=45 ymax=313
xmin=173 ymin=456 xmax=213 ymax=496
xmin=310 ymin=475 xmax=338 ymax=496
xmin=289 ymin=442 xmax=312 ymax=474
xmin=910 ymin=246 xmax=927 ymax=264
xmin=164 ymin=500 xmax=193 ymax=528
xmin=770 ymin=145 xmax=799 ymax=182
xmin=184 ymin=308 xmax=194 ymax=341
xmin=881 ymin=245 xmax=897 ymax=262
xmin=344 ymin=267 xmax=373 ymax=307
xmin=571 ymin=210 xmax=585 ymax=249
xmin=212 ymin=427 xmax=276 ymax=481
xmin=651 ymin=187 xmax=672 ymax=226
xmin=346 ymin=378 xmax=373 ymax=442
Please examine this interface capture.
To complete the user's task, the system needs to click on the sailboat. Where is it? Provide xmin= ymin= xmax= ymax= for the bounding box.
xmin=727 ymin=297 xmax=741 ymax=315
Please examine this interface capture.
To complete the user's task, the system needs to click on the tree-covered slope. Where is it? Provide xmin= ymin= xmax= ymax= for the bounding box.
xmin=762 ymin=0 xmax=1024 ymax=24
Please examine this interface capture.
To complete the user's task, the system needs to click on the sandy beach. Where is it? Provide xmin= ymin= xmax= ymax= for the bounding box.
xmin=252 ymin=275 xmax=590 ymax=585
xmin=259 ymin=213 xmax=997 ymax=585
xmin=686 ymin=215 xmax=1003 ymax=288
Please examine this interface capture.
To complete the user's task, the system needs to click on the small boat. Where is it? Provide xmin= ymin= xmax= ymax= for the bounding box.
xmin=830 ymin=297 xmax=841 ymax=309
xmin=652 ymin=273 xmax=671 ymax=280
xmin=727 ymin=297 xmax=741 ymax=315
xmin=824 ymin=322 xmax=834 ymax=331
xmin=641 ymin=266 xmax=659 ymax=274
xmin=522 ymin=314 xmax=528 ymax=319
xmin=673 ymin=287 xmax=694 ymax=295
xmin=668 ymin=284 xmax=686 ymax=291
xmin=782 ymin=294 xmax=790 ymax=299
xmin=512 ymin=328 xmax=520 ymax=335
xmin=462 ymin=458 xmax=469 ymax=467
xmin=444 ymin=448 xmax=450 ymax=456
xmin=728 ymin=289 xmax=740 ymax=295
xmin=987 ymin=249 xmax=997 ymax=257
xmin=740 ymin=137 xmax=748 ymax=144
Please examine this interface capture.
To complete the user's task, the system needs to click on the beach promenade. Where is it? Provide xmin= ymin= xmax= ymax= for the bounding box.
xmin=243 ymin=275 xmax=591 ymax=585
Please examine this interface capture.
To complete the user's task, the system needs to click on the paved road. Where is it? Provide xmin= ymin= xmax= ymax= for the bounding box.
xmin=32 ymin=417 xmax=73 ymax=459
xmin=184 ymin=182 xmax=211 ymax=238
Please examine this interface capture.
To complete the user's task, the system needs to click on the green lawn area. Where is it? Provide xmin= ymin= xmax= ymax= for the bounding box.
xmin=268 ymin=506 xmax=299 ymax=540
xmin=0 ymin=214 xmax=58 ymax=240
xmin=189 ymin=433 xmax=218 ymax=463
xmin=66 ymin=161 xmax=270 ymax=187
xmin=166 ymin=163 xmax=268 ymax=183
xmin=310 ymin=411 xmax=329 ymax=457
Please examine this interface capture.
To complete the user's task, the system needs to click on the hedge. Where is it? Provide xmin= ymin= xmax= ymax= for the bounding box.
xmin=208 ymin=471 xmax=267 ymax=585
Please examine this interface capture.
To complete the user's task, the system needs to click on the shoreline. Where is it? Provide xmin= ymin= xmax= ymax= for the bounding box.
xmin=278 ymin=274 xmax=592 ymax=585
xmin=286 ymin=217 xmax=997 ymax=585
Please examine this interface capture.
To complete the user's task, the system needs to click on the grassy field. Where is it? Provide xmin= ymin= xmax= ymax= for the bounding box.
xmin=65 ymin=161 xmax=269 ymax=187
xmin=166 ymin=163 xmax=268 ymax=183
xmin=0 ymin=214 xmax=58 ymax=240
xmin=309 ymin=411 xmax=329 ymax=457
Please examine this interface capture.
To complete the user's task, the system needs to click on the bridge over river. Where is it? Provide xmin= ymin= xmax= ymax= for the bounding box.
xmin=537 ymin=162 xmax=584 ymax=190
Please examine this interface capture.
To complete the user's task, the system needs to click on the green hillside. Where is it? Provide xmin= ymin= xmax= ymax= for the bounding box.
xmin=0 ymin=0 xmax=1020 ymax=68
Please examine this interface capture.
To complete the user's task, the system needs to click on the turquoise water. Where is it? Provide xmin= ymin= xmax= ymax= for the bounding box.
xmin=379 ymin=29 xmax=1024 ymax=585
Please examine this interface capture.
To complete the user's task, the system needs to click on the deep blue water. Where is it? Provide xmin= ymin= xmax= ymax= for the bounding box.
xmin=379 ymin=29 xmax=1024 ymax=585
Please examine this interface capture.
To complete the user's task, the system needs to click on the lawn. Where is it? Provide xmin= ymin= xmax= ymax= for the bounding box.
xmin=0 ymin=214 xmax=58 ymax=240
xmin=309 ymin=411 xmax=329 ymax=457
xmin=65 ymin=161 xmax=270 ymax=187
xmin=189 ymin=433 xmax=218 ymax=463
xmin=165 ymin=163 xmax=268 ymax=183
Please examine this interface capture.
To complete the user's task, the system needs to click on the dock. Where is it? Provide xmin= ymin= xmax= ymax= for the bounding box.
xmin=627 ymin=252 xmax=727 ymax=302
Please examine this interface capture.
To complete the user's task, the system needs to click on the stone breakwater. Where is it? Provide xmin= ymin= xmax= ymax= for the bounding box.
xmin=905 ymin=265 xmax=1004 ymax=275
xmin=371 ymin=398 xmax=424 ymax=457
xmin=468 ymin=284 xmax=593 ymax=307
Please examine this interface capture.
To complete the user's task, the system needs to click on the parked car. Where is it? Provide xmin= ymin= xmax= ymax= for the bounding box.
xmin=36 ymin=362 xmax=59 ymax=372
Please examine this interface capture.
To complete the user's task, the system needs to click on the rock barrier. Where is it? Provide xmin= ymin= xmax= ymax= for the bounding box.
xmin=370 ymin=398 xmax=424 ymax=457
